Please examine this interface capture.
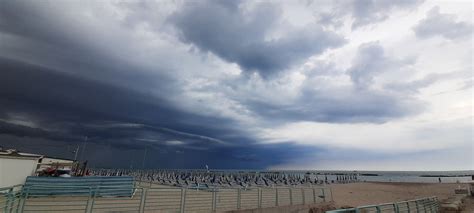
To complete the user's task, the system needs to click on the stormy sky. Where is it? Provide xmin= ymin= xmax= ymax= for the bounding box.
xmin=0 ymin=0 xmax=472 ymax=170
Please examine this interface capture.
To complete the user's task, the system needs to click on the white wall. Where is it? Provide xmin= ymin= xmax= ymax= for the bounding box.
xmin=0 ymin=157 xmax=38 ymax=188
xmin=40 ymin=158 xmax=73 ymax=165
xmin=37 ymin=157 xmax=74 ymax=171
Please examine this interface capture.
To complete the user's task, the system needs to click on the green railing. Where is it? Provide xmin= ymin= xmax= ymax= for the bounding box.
xmin=1 ymin=185 xmax=22 ymax=213
xmin=1 ymin=184 xmax=333 ymax=212
xmin=326 ymin=196 xmax=439 ymax=213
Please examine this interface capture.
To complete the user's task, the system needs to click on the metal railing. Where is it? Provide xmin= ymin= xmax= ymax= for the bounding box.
xmin=326 ymin=196 xmax=439 ymax=213
xmin=1 ymin=185 xmax=22 ymax=213
xmin=1 ymin=184 xmax=332 ymax=212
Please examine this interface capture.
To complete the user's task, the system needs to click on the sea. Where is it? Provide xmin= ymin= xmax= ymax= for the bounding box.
xmin=296 ymin=170 xmax=474 ymax=183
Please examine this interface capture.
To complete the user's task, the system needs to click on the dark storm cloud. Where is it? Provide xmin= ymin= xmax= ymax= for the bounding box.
xmin=0 ymin=58 xmax=172 ymax=126
xmin=169 ymin=0 xmax=345 ymax=77
xmin=0 ymin=58 xmax=243 ymax=144
xmin=0 ymin=0 xmax=173 ymax=93
xmin=0 ymin=132 xmax=320 ymax=169
xmin=0 ymin=0 xmax=205 ymax=140
xmin=0 ymin=120 xmax=78 ymax=142
xmin=0 ymin=0 xmax=322 ymax=168
xmin=413 ymin=6 xmax=472 ymax=40
xmin=0 ymin=57 xmax=310 ymax=168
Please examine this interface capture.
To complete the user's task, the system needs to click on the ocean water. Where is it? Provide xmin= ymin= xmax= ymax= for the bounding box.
xmin=307 ymin=170 xmax=474 ymax=183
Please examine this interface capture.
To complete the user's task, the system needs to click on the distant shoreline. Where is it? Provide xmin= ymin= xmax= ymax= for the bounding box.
xmin=419 ymin=174 xmax=473 ymax=177
xmin=359 ymin=173 xmax=379 ymax=176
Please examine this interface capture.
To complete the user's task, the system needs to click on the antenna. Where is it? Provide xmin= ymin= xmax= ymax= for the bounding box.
xmin=80 ymin=136 xmax=88 ymax=161
xmin=73 ymin=145 xmax=80 ymax=161
xmin=141 ymin=147 xmax=147 ymax=169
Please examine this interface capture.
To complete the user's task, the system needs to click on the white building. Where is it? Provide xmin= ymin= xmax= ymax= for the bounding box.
xmin=0 ymin=149 xmax=42 ymax=188
xmin=0 ymin=149 xmax=76 ymax=188
xmin=37 ymin=156 xmax=75 ymax=170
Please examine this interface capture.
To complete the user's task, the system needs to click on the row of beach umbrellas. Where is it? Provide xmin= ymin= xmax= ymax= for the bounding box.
xmin=88 ymin=169 xmax=359 ymax=188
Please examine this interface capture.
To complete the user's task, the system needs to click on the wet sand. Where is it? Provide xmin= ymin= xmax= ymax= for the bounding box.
xmin=330 ymin=182 xmax=469 ymax=208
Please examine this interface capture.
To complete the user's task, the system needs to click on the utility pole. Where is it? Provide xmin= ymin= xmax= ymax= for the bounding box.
xmin=73 ymin=145 xmax=80 ymax=161
xmin=141 ymin=147 xmax=148 ymax=169
xmin=80 ymin=136 xmax=88 ymax=161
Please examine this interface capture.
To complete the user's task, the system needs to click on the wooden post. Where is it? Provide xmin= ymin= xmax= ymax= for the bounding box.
xmin=237 ymin=188 xmax=241 ymax=209
xmin=212 ymin=189 xmax=217 ymax=211
xmin=289 ymin=188 xmax=293 ymax=205
xmin=301 ymin=188 xmax=305 ymax=205
xmin=312 ymin=188 xmax=317 ymax=203
xmin=275 ymin=188 xmax=279 ymax=206
xmin=180 ymin=188 xmax=186 ymax=213
xmin=139 ymin=188 xmax=147 ymax=213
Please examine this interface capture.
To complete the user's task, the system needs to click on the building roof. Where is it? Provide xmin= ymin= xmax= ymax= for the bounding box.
xmin=42 ymin=155 xmax=75 ymax=162
xmin=0 ymin=148 xmax=76 ymax=162
xmin=0 ymin=149 xmax=43 ymax=160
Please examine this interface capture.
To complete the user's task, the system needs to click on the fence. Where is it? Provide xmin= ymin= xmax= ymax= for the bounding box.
xmin=24 ymin=176 xmax=135 ymax=196
xmin=1 ymin=184 xmax=332 ymax=212
xmin=1 ymin=185 xmax=22 ymax=213
xmin=326 ymin=197 xmax=439 ymax=213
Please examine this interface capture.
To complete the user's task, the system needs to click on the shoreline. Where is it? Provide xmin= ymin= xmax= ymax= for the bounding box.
xmin=361 ymin=181 xmax=472 ymax=184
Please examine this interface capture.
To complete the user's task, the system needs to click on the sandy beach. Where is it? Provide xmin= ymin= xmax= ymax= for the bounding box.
xmin=3 ymin=181 xmax=473 ymax=212
xmin=330 ymin=182 xmax=470 ymax=208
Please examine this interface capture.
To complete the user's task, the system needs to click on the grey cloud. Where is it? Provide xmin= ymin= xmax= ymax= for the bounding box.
xmin=413 ymin=6 xmax=472 ymax=40
xmin=309 ymin=0 xmax=423 ymax=30
xmin=350 ymin=0 xmax=422 ymax=29
xmin=243 ymin=87 xmax=423 ymax=124
xmin=229 ymin=42 xmax=422 ymax=124
xmin=460 ymin=79 xmax=473 ymax=91
xmin=169 ymin=1 xmax=345 ymax=77
xmin=385 ymin=71 xmax=470 ymax=93
xmin=348 ymin=42 xmax=415 ymax=89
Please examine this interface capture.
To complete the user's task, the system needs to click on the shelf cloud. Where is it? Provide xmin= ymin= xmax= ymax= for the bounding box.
xmin=0 ymin=0 xmax=471 ymax=170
